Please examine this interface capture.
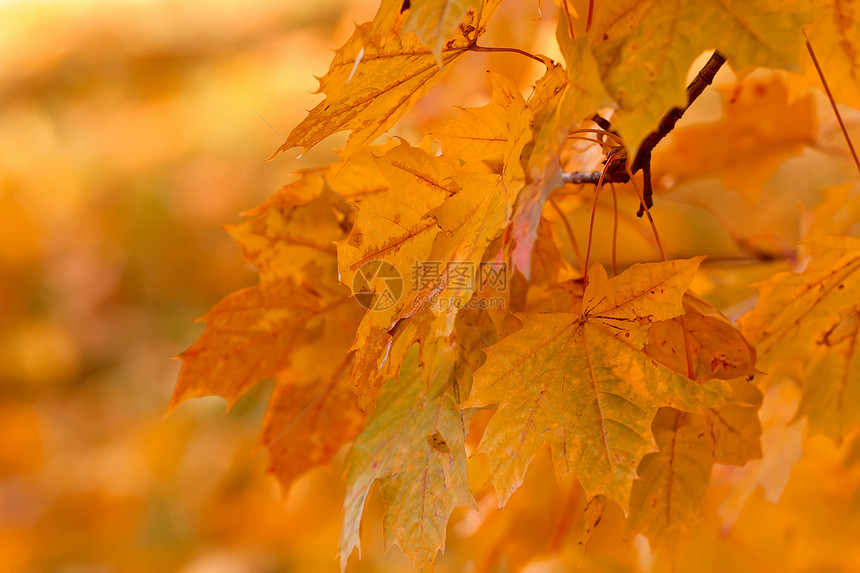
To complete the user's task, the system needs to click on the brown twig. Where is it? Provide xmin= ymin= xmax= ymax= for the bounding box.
xmin=805 ymin=33 xmax=860 ymax=176
xmin=562 ymin=51 xmax=727 ymax=216
xmin=549 ymin=197 xmax=585 ymax=272
xmin=561 ymin=171 xmax=602 ymax=185
xmin=468 ymin=44 xmax=549 ymax=67
xmin=631 ymin=50 xmax=726 ymax=215
xmin=586 ymin=0 xmax=595 ymax=33
xmin=561 ymin=0 xmax=575 ymax=40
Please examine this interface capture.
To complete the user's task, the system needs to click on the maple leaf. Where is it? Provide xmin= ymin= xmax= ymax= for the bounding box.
xmin=335 ymin=141 xmax=459 ymax=409
xmin=510 ymin=161 xmax=563 ymax=276
xmin=431 ymin=71 xmax=533 ymax=181
xmin=340 ymin=343 xmax=475 ymax=571
xmin=645 ymin=293 xmax=758 ymax=382
xmin=740 ymin=236 xmax=860 ymax=441
xmin=463 ymin=258 xmax=731 ymax=508
xmin=651 ymin=76 xmax=817 ymax=201
xmin=341 ymin=75 xmax=532 ymax=409
xmin=404 ymin=0 xmax=482 ymax=64
xmin=270 ymin=1 xmax=499 ymax=160
xmin=551 ymin=26 xmax=612 ymax=150
xmin=628 ymin=390 xmax=760 ymax=551
xmin=171 ymin=179 xmax=365 ymax=490
xmin=520 ymin=63 xmax=568 ymax=172
xmin=337 ymin=140 xmax=457 ymax=326
xmin=588 ymin=0 xmax=813 ymax=154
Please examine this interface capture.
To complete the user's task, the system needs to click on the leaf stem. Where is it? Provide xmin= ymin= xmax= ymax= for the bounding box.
xmin=560 ymin=53 xmax=726 ymax=214
xmin=549 ymin=197 xmax=585 ymax=272
xmin=679 ymin=314 xmax=695 ymax=379
xmin=586 ymin=0 xmax=595 ymax=33
xmin=805 ymin=33 xmax=860 ymax=176
xmin=468 ymin=44 xmax=549 ymax=67
xmin=584 ymin=155 xmax=624 ymax=285
xmin=624 ymin=163 xmax=666 ymax=261
xmin=610 ymin=182 xmax=618 ymax=276
xmin=561 ymin=0 xmax=575 ymax=40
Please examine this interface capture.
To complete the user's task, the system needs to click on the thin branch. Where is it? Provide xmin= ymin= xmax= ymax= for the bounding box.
xmin=468 ymin=44 xmax=549 ymax=67
xmin=805 ymin=33 xmax=860 ymax=176
xmin=549 ymin=197 xmax=585 ymax=272
xmin=589 ymin=113 xmax=612 ymax=131
xmin=586 ymin=0 xmax=595 ymax=33
xmin=560 ymin=51 xmax=727 ymax=216
xmin=610 ymin=182 xmax=619 ymax=276
xmin=562 ymin=171 xmax=603 ymax=185
xmin=625 ymin=162 xmax=666 ymax=261
xmin=561 ymin=0 xmax=575 ymax=40
xmin=630 ymin=51 xmax=727 ymax=174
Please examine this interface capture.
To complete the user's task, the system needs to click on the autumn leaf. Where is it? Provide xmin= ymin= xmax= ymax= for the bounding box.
xmin=432 ymin=71 xmax=532 ymax=181
xmin=629 ymin=380 xmax=762 ymax=551
xmin=740 ymin=236 xmax=860 ymax=441
xmin=171 ymin=180 xmax=365 ymax=490
xmin=337 ymin=140 xmax=458 ymax=337
xmin=271 ymin=1 xmax=498 ymax=160
xmin=588 ymin=0 xmax=813 ymax=154
xmin=551 ymin=25 xmax=612 ymax=153
xmin=463 ymin=258 xmax=731 ymax=508
xmin=340 ymin=342 xmax=475 ymax=571
xmin=404 ymin=0 xmax=482 ymax=64
xmin=645 ymin=292 xmax=757 ymax=382
xmin=510 ymin=161 xmax=563 ymax=276
xmin=521 ymin=63 xmax=568 ymax=171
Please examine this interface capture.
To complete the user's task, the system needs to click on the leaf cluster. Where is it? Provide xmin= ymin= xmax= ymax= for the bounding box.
xmin=173 ymin=1 xmax=860 ymax=570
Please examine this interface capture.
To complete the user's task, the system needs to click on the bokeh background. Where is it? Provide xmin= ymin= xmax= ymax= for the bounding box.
xmin=0 ymin=1 xmax=379 ymax=570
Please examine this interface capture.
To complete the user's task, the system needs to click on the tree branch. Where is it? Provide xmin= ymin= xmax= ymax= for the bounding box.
xmin=632 ymin=51 xmax=726 ymax=215
xmin=560 ymin=51 xmax=727 ymax=216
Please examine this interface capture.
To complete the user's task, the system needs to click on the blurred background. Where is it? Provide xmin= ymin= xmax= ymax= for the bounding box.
xmin=0 ymin=1 xmax=383 ymax=570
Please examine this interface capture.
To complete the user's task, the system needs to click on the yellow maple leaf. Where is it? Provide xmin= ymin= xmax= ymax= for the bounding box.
xmin=740 ymin=235 xmax=860 ymax=441
xmin=404 ymin=0 xmax=483 ymax=64
xmin=521 ymin=63 xmax=568 ymax=173
xmin=431 ymin=71 xmax=533 ymax=182
xmin=271 ymin=1 xmax=498 ymax=160
xmin=629 ymin=380 xmax=762 ymax=552
xmin=554 ymin=28 xmax=613 ymax=144
xmin=340 ymin=343 xmax=476 ymax=571
xmin=337 ymin=140 xmax=457 ymax=330
xmin=172 ymin=181 xmax=365 ymax=490
xmin=342 ymin=85 xmax=531 ymax=410
xmin=335 ymin=141 xmax=459 ymax=409
xmin=645 ymin=293 xmax=758 ymax=381
xmin=462 ymin=258 xmax=731 ymax=508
